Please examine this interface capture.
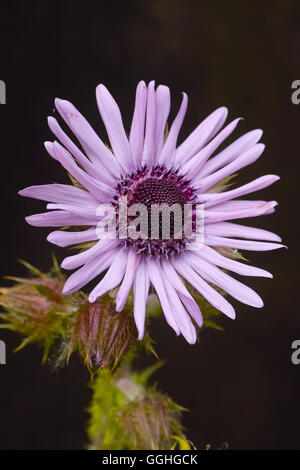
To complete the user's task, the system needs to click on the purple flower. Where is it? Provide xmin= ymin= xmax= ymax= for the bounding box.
xmin=19 ymin=81 xmax=284 ymax=344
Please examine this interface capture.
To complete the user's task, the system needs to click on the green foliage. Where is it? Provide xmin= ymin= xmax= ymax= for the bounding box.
xmin=197 ymin=297 xmax=224 ymax=331
xmin=208 ymin=173 xmax=237 ymax=193
xmin=0 ymin=262 xmax=77 ymax=362
xmin=171 ymin=436 xmax=197 ymax=450
xmin=87 ymin=369 xmax=128 ymax=450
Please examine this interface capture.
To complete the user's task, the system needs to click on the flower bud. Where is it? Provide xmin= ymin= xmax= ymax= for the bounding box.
xmin=67 ymin=298 xmax=138 ymax=370
xmin=120 ymin=390 xmax=184 ymax=450
xmin=0 ymin=260 xmax=72 ymax=361
xmin=87 ymin=366 xmax=186 ymax=450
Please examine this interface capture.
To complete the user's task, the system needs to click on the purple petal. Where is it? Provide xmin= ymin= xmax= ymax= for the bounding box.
xmin=46 ymin=203 xmax=98 ymax=218
xmin=116 ymin=249 xmax=140 ymax=312
xmin=89 ymin=248 xmax=128 ymax=302
xmin=209 ymin=200 xmax=271 ymax=212
xmin=162 ymin=261 xmax=203 ymax=327
xmin=187 ymin=254 xmax=264 ymax=308
xmin=54 ymin=98 xmax=121 ymax=177
xmin=155 ymin=85 xmax=171 ymax=158
xmin=147 ymin=259 xmax=180 ymax=335
xmin=158 ymin=92 xmax=188 ymax=165
xmin=175 ymin=107 xmax=228 ymax=165
xmin=205 ymin=222 xmax=282 ymax=242
xmin=183 ymin=118 xmax=241 ymax=176
xmin=26 ymin=211 xmax=98 ymax=227
xmin=142 ymin=81 xmax=156 ymax=166
xmin=162 ymin=275 xmax=197 ymax=344
xmin=47 ymin=228 xmax=99 ymax=247
xmin=194 ymin=245 xmax=272 ymax=278
xmin=196 ymin=143 xmax=265 ymax=191
xmin=205 ymin=235 xmax=286 ymax=251
xmin=198 ymin=129 xmax=263 ymax=179
xmin=19 ymin=184 xmax=98 ymax=206
xmin=133 ymin=260 xmax=150 ymax=340
xmin=172 ymin=256 xmax=236 ymax=319
xmin=199 ymin=175 xmax=280 ymax=208
xmin=129 ymin=81 xmax=147 ymax=166
xmin=205 ymin=201 xmax=278 ymax=224
xmin=61 ymin=238 xmax=120 ymax=270
xmin=52 ymin=141 xmax=111 ymax=202
xmin=44 ymin=141 xmax=56 ymax=159
xmin=62 ymin=249 xmax=117 ymax=295
xmin=48 ymin=117 xmax=113 ymax=185
xmin=96 ymin=84 xmax=133 ymax=170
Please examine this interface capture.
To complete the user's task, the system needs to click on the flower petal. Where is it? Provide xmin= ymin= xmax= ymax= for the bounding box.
xmin=205 ymin=222 xmax=282 ymax=242
xmin=147 ymin=259 xmax=180 ymax=335
xmin=133 ymin=260 xmax=150 ymax=340
xmin=196 ymin=143 xmax=265 ymax=191
xmin=96 ymin=84 xmax=133 ymax=170
xmin=52 ymin=141 xmax=112 ymax=202
xmin=89 ymin=249 xmax=128 ymax=303
xmin=47 ymin=116 xmax=113 ymax=185
xmin=25 ymin=211 xmax=98 ymax=227
xmin=61 ymin=238 xmax=120 ymax=270
xmin=187 ymin=254 xmax=264 ymax=308
xmin=116 ymin=249 xmax=140 ymax=312
xmin=208 ymin=200 xmax=272 ymax=212
xmin=183 ymin=118 xmax=241 ymax=177
xmin=158 ymin=92 xmax=188 ymax=165
xmin=19 ymin=184 xmax=98 ymax=206
xmin=205 ymin=235 xmax=286 ymax=251
xmin=198 ymin=175 xmax=280 ymax=208
xmin=142 ymin=81 xmax=156 ymax=166
xmin=163 ymin=275 xmax=197 ymax=344
xmin=47 ymin=228 xmax=99 ymax=247
xmin=175 ymin=107 xmax=228 ymax=164
xmin=155 ymin=85 xmax=171 ymax=158
xmin=205 ymin=201 xmax=278 ymax=224
xmin=62 ymin=249 xmax=117 ymax=295
xmin=198 ymin=129 xmax=263 ymax=179
xmin=129 ymin=81 xmax=147 ymax=166
xmin=172 ymin=256 xmax=236 ymax=319
xmin=194 ymin=245 xmax=272 ymax=278
xmin=55 ymin=98 xmax=121 ymax=177
xmin=162 ymin=261 xmax=203 ymax=327
xmin=46 ymin=203 xmax=98 ymax=218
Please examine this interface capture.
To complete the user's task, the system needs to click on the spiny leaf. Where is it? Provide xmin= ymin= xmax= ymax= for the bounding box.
xmin=17 ymin=259 xmax=42 ymax=276
xmin=134 ymin=359 xmax=166 ymax=386
xmin=171 ymin=435 xmax=197 ymax=450
xmin=203 ymin=319 xmax=224 ymax=331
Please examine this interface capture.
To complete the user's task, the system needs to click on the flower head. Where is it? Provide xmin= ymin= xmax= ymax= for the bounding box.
xmin=19 ymin=81 xmax=284 ymax=343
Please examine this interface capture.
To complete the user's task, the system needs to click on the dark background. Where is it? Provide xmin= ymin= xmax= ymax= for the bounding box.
xmin=0 ymin=0 xmax=299 ymax=450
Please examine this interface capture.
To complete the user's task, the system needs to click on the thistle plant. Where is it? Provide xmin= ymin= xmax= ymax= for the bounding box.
xmin=0 ymin=80 xmax=284 ymax=449
xmin=0 ymin=260 xmax=194 ymax=449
